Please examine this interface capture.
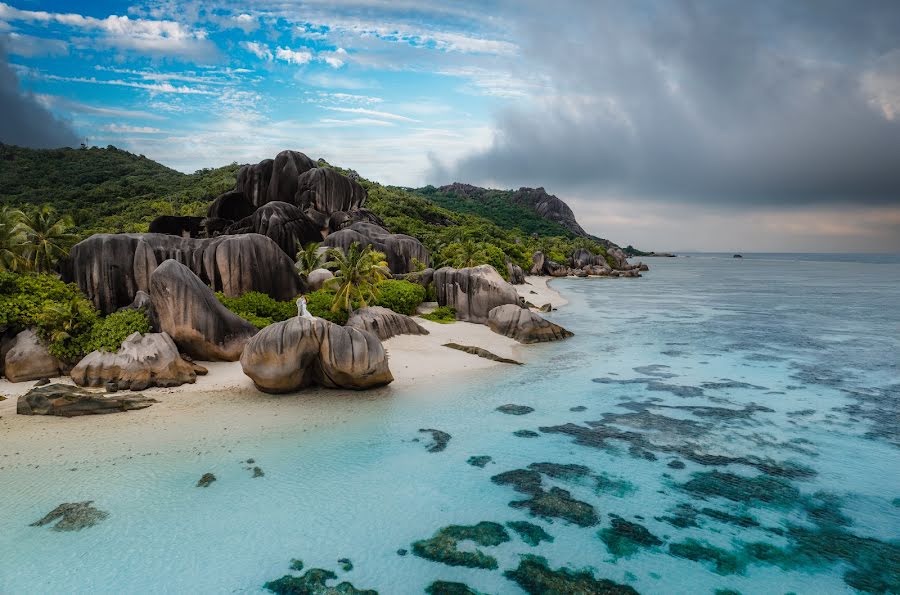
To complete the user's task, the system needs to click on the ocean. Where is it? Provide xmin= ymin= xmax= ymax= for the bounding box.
xmin=1 ymin=255 xmax=898 ymax=594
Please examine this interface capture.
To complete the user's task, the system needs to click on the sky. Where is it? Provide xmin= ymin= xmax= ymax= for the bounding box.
xmin=1 ymin=0 xmax=899 ymax=252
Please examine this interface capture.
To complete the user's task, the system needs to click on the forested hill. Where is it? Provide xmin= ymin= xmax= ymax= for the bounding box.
xmin=0 ymin=145 xmax=616 ymax=257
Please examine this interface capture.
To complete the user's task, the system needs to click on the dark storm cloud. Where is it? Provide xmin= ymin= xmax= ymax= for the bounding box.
xmin=0 ymin=40 xmax=79 ymax=149
xmin=440 ymin=0 xmax=900 ymax=208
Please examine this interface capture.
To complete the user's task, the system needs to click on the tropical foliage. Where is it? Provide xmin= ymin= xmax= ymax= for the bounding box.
xmin=87 ymin=309 xmax=151 ymax=353
xmin=15 ymin=205 xmax=78 ymax=273
xmin=323 ymin=242 xmax=390 ymax=313
xmin=420 ymin=306 xmax=456 ymax=324
xmin=0 ymin=206 xmax=25 ymax=272
xmin=294 ymin=242 xmax=323 ymax=278
xmin=216 ymin=291 xmax=297 ymax=328
xmin=372 ymin=280 xmax=426 ymax=315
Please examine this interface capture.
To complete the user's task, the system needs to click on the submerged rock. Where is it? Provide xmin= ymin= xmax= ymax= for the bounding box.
xmin=71 ymin=332 xmax=206 ymax=390
xmin=492 ymin=467 xmax=598 ymax=526
xmin=598 ymin=515 xmax=663 ymax=557
xmin=425 ymin=581 xmax=485 ymax=595
xmin=30 ymin=501 xmax=109 ymax=531
xmin=264 ymin=568 xmax=377 ymax=595
xmin=3 ymin=329 xmax=62 ymax=383
xmin=240 ymin=316 xmax=393 ymax=393
xmin=196 ymin=473 xmax=217 ymax=488
xmin=150 ymin=259 xmax=258 ymax=361
xmin=17 ymin=383 xmax=157 ymax=417
xmin=488 ymin=304 xmax=573 ymax=344
xmin=419 ymin=428 xmax=451 ymax=453
xmin=411 ymin=522 xmax=510 ymax=569
xmin=504 ymin=555 xmax=639 ymax=594
xmin=496 ymin=404 xmax=534 ymax=415
xmin=467 ymin=455 xmax=492 ymax=468
xmin=442 ymin=343 xmax=522 ymax=365
xmin=433 ymin=265 xmax=521 ymax=324
xmin=513 ymin=430 xmax=540 ymax=438
xmin=346 ymin=306 xmax=428 ymax=340
xmin=680 ymin=471 xmax=800 ymax=507
xmin=337 ymin=558 xmax=353 ymax=572
xmin=669 ymin=538 xmax=744 ymax=575
xmin=507 ymin=520 xmax=554 ymax=546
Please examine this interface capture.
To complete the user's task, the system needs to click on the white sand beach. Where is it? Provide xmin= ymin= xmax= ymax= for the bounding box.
xmin=0 ymin=278 xmax=566 ymax=464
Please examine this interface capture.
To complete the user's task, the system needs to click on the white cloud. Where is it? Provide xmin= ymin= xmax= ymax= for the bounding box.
xmin=3 ymin=32 xmax=68 ymax=57
xmin=34 ymin=73 xmax=216 ymax=95
xmin=320 ymin=47 xmax=347 ymax=68
xmin=318 ymin=117 xmax=394 ymax=127
xmin=320 ymin=105 xmax=419 ymax=122
xmin=241 ymin=40 xmax=272 ymax=61
xmin=102 ymin=124 xmax=164 ymax=133
xmin=308 ymin=91 xmax=383 ymax=104
xmin=34 ymin=94 xmax=167 ymax=120
xmin=299 ymin=71 xmax=379 ymax=90
xmin=275 ymin=46 xmax=313 ymax=65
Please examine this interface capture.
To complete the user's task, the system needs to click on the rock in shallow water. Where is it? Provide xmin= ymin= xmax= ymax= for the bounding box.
xmin=30 ymin=501 xmax=109 ymax=531
xmin=504 ymin=554 xmax=638 ymax=594
xmin=240 ymin=316 xmax=393 ymax=393
xmin=17 ymin=384 xmax=157 ymax=417
xmin=411 ymin=522 xmax=510 ymax=569
xmin=196 ymin=473 xmax=216 ymax=488
xmin=496 ymin=404 xmax=535 ymax=415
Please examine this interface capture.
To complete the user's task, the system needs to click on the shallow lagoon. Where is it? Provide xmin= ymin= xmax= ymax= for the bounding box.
xmin=2 ymin=255 xmax=899 ymax=594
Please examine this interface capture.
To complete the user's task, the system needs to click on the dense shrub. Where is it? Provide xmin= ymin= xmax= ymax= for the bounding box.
xmin=216 ymin=291 xmax=296 ymax=328
xmin=373 ymin=280 xmax=426 ymax=315
xmin=0 ymin=271 xmax=100 ymax=361
xmin=304 ymin=289 xmax=348 ymax=324
xmin=87 ymin=309 xmax=151 ymax=353
xmin=420 ymin=306 xmax=456 ymax=324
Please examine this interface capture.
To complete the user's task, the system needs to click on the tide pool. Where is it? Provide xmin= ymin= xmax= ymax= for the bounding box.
xmin=2 ymin=256 xmax=899 ymax=594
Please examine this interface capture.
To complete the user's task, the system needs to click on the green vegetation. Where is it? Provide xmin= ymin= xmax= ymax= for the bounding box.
xmin=216 ymin=291 xmax=296 ymax=328
xmin=304 ymin=289 xmax=348 ymax=324
xmin=323 ymin=242 xmax=390 ymax=312
xmin=87 ymin=309 xmax=151 ymax=353
xmin=0 ymin=205 xmax=77 ymax=273
xmin=294 ymin=241 xmax=322 ymax=279
xmin=371 ymin=279 xmax=425 ymax=315
xmin=421 ymin=306 xmax=456 ymax=324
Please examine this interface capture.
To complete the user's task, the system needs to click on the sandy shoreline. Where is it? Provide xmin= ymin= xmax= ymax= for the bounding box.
xmin=0 ymin=277 xmax=566 ymax=463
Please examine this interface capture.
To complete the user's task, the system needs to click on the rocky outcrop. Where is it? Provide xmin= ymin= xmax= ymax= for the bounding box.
xmin=295 ymin=167 xmax=367 ymax=225
xmin=306 ymin=268 xmax=334 ymax=291
xmin=149 ymin=215 xmax=205 ymax=238
xmin=488 ymin=305 xmax=574 ymax=344
xmin=240 ymin=316 xmax=393 ymax=393
xmin=64 ymin=232 xmax=304 ymax=313
xmin=346 ymin=306 xmax=428 ymax=340
xmin=225 ymin=201 xmax=322 ymax=256
xmin=433 ymin=265 xmax=521 ymax=324
xmin=236 ymin=158 xmax=274 ymax=208
xmin=323 ymin=222 xmax=429 ymax=274
xmin=327 ymin=208 xmax=386 ymax=233
xmin=607 ymin=245 xmax=630 ymax=270
xmin=510 ymin=187 xmax=589 ymax=237
xmin=3 ymin=329 xmax=63 ymax=382
xmin=207 ymin=190 xmax=255 ymax=222
xmin=267 ymin=150 xmax=318 ymax=206
xmin=17 ymin=383 xmax=157 ymax=416
xmin=71 ymin=332 xmax=207 ymax=390
xmin=507 ymin=261 xmax=525 ymax=284
xmin=150 ymin=259 xmax=258 ymax=361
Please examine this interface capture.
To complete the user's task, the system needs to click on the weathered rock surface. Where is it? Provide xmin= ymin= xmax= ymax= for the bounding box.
xmin=327 ymin=208 xmax=386 ymax=233
xmin=71 ymin=332 xmax=206 ymax=390
xmin=346 ymin=306 xmax=428 ymax=340
xmin=607 ymin=245 xmax=630 ymax=270
xmin=207 ymin=190 xmax=255 ymax=222
xmin=488 ymin=304 xmax=574 ymax=344
xmin=17 ymin=383 xmax=157 ymax=416
xmin=267 ymin=150 xmax=318 ymax=206
xmin=226 ymin=201 xmax=322 ymax=256
xmin=295 ymin=167 xmax=367 ymax=223
xmin=64 ymin=232 xmax=304 ymax=313
xmin=306 ymin=268 xmax=334 ymax=291
xmin=433 ymin=265 xmax=521 ymax=324
xmin=3 ymin=329 xmax=63 ymax=382
xmin=323 ymin=222 xmax=429 ymax=274
xmin=150 ymin=259 xmax=258 ymax=361
xmin=236 ymin=158 xmax=274 ymax=208
xmin=443 ymin=343 xmax=523 ymax=365
xmin=507 ymin=261 xmax=525 ymax=284
xmin=149 ymin=215 xmax=205 ymax=238
xmin=240 ymin=316 xmax=393 ymax=393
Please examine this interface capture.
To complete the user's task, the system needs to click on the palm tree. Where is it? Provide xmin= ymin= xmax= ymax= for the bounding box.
xmin=16 ymin=205 xmax=78 ymax=273
xmin=443 ymin=239 xmax=488 ymax=269
xmin=295 ymin=241 xmax=323 ymax=278
xmin=0 ymin=206 xmax=25 ymax=272
xmin=323 ymin=242 xmax=389 ymax=313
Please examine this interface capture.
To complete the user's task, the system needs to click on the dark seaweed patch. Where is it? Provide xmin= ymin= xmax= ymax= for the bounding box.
xmin=29 ymin=501 xmax=109 ymax=532
xmin=467 ymin=455 xmax=492 ymax=468
xmin=419 ymin=429 xmax=451 ymax=452
xmin=425 ymin=581 xmax=484 ymax=595
xmin=669 ymin=539 xmax=745 ymax=575
xmin=504 ymin=555 xmax=639 ymax=594
xmin=513 ymin=430 xmax=540 ymax=438
xmin=411 ymin=522 xmax=510 ymax=569
xmin=633 ymin=364 xmax=677 ymax=378
xmin=599 ymin=514 xmax=663 ymax=557
xmin=507 ymin=520 xmax=554 ymax=546
xmin=497 ymin=404 xmax=535 ymax=415
xmin=680 ymin=471 xmax=800 ymax=507
xmin=264 ymin=568 xmax=377 ymax=595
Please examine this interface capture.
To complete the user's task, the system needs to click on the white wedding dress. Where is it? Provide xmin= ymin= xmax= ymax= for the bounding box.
xmin=296 ymin=296 xmax=315 ymax=320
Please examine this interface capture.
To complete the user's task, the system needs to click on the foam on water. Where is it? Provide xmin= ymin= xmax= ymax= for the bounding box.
xmin=1 ymin=256 xmax=899 ymax=594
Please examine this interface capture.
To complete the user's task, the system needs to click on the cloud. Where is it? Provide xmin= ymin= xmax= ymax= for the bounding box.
xmin=241 ymin=40 xmax=272 ymax=61
xmin=436 ymin=1 xmax=900 ymax=211
xmin=0 ymin=3 xmax=215 ymax=60
xmin=0 ymin=41 xmax=79 ymax=148
xmin=34 ymin=94 xmax=167 ymax=120
xmin=319 ymin=105 xmax=419 ymax=122
xmin=318 ymin=117 xmax=394 ymax=127
xmin=2 ymin=32 xmax=68 ymax=57
xmin=275 ymin=46 xmax=312 ymax=65
xmin=101 ymin=124 xmax=164 ymax=133
xmin=27 ymin=71 xmax=217 ymax=95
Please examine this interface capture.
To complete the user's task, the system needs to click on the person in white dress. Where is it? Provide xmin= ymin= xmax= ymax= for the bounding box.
xmin=296 ymin=295 xmax=315 ymax=320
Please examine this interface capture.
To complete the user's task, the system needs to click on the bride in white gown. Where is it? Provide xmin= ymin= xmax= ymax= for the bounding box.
xmin=296 ymin=295 xmax=316 ymax=320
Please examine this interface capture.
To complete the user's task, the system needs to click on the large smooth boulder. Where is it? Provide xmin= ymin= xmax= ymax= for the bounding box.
xmin=328 ymin=208 xmax=386 ymax=233
xmin=267 ymin=150 xmax=318 ymax=206
xmin=530 ymin=251 xmax=545 ymax=275
xmin=226 ymin=201 xmax=322 ymax=256
xmin=433 ymin=265 xmax=521 ymax=324
xmin=506 ymin=261 xmax=525 ymax=284
xmin=236 ymin=159 xmax=274 ymax=208
xmin=572 ymin=248 xmax=593 ymax=269
xmin=295 ymin=167 xmax=367 ymax=220
xmin=17 ymin=383 xmax=157 ymax=417
xmin=3 ymin=329 xmax=63 ymax=382
xmin=306 ymin=268 xmax=334 ymax=291
xmin=207 ymin=190 xmax=255 ymax=222
xmin=323 ymin=222 xmax=429 ymax=274
xmin=607 ymin=245 xmax=630 ymax=270
xmin=240 ymin=317 xmax=393 ymax=393
xmin=71 ymin=332 xmax=207 ymax=390
xmin=346 ymin=306 xmax=428 ymax=340
xmin=488 ymin=305 xmax=574 ymax=344
xmin=150 ymin=260 xmax=258 ymax=361
xmin=64 ymin=233 xmax=304 ymax=313
xmin=149 ymin=215 xmax=205 ymax=238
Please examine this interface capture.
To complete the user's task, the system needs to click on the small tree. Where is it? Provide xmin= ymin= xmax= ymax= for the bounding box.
xmin=295 ymin=241 xmax=323 ymax=279
xmin=441 ymin=239 xmax=488 ymax=269
xmin=16 ymin=205 xmax=78 ymax=273
xmin=323 ymin=242 xmax=389 ymax=313
xmin=0 ymin=206 xmax=25 ymax=272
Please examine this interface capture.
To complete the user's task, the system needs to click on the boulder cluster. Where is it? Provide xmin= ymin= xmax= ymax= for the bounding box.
xmin=529 ymin=247 xmax=647 ymax=279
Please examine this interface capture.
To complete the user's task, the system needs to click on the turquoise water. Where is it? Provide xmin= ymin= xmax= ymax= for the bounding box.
xmin=2 ymin=256 xmax=899 ymax=594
